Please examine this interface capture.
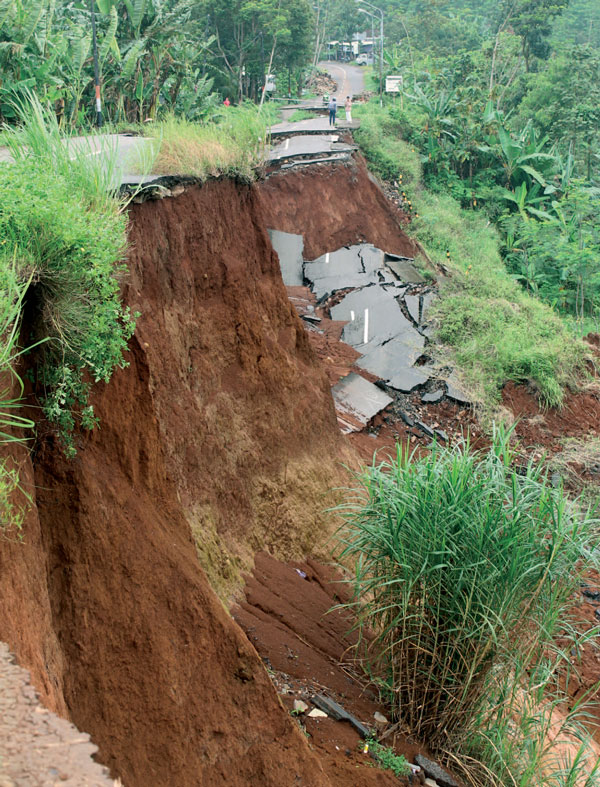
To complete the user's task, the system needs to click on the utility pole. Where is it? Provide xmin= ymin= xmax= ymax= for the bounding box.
xmin=90 ymin=0 xmax=103 ymax=127
xmin=357 ymin=1 xmax=384 ymax=107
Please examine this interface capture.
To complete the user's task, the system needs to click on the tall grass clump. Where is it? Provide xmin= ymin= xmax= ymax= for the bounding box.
xmin=153 ymin=104 xmax=273 ymax=181
xmin=0 ymin=96 xmax=133 ymax=456
xmin=338 ymin=429 xmax=600 ymax=785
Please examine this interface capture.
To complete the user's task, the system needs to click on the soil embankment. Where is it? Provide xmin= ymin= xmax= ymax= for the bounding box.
xmin=0 ymin=178 xmax=346 ymax=785
xmin=0 ymin=157 xmax=441 ymax=785
xmin=258 ymin=157 xmax=420 ymax=261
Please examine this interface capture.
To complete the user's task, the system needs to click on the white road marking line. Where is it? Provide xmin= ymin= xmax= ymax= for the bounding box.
xmin=285 ymin=138 xmax=290 ymax=150
xmin=325 ymin=252 xmax=330 ymax=264
xmin=350 ymin=310 xmax=355 ymax=321
xmin=364 ymin=308 xmax=369 ymax=344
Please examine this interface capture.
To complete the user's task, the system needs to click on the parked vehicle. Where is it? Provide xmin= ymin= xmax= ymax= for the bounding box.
xmin=356 ymin=53 xmax=369 ymax=66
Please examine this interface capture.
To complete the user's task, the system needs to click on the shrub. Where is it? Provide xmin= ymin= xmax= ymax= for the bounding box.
xmin=337 ymin=429 xmax=600 ymax=785
xmin=1 ymin=97 xmax=133 ymax=455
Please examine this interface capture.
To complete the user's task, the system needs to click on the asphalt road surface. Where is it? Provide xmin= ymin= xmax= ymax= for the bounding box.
xmin=319 ymin=61 xmax=366 ymax=99
xmin=0 ymin=132 xmax=154 ymax=186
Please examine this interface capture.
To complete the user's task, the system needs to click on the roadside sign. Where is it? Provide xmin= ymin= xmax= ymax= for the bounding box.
xmin=386 ymin=75 xmax=403 ymax=93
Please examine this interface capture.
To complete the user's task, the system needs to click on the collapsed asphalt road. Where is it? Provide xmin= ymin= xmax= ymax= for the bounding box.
xmin=269 ymin=230 xmax=471 ymax=435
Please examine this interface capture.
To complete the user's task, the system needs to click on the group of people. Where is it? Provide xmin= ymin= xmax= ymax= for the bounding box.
xmin=327 ymin=95 xmax=352 ymax=126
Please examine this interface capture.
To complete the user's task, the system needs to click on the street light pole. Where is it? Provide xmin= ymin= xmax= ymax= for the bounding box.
xmin=356 ymin=0 xmax=384 ymax=107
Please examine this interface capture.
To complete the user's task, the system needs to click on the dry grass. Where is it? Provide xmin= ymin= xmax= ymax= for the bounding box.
xmin=151 ymin=109 xmax=272 ymax=181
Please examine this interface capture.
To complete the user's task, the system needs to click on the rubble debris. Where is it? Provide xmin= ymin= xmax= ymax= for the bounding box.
xmin=415 ymin=754 xmax=459 ymax=787
xmin=311 ymin=695 xmax=371 ymax=739
xmin=268 ymin=229 xmax=304 ymax=286
xmin=293 ymin=699 xmax=309 ymax=713
xmin=307 ymin=708 xmax=328 ymax=718
xmin=331 ymin=373 xmax=393 ymax=434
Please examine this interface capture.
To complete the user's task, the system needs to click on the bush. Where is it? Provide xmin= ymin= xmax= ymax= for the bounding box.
xmin=337 ymin=429 xmax=600 ymax=785
xmin=1 ymin=98 xmax=132 ymax=454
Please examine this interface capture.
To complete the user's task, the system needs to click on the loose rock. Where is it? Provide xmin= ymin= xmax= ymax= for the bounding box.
xmin=415 ymin=754 xmax=459 ymax=787
xmin=293 ymin=699 xmax=309 ymax=713
xmin=308 ymin=708 xmax=328 ymax=718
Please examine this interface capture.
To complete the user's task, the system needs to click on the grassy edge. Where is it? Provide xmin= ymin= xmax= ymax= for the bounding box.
xmin=352 ymin=100 xmax=589 ymax=410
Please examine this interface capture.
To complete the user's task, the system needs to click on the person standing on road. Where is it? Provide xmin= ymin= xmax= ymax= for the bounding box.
xmin=328 ymin=96 xmax=337 ymax=127
xmin=345 ymin=96 xmax=352 ymax=123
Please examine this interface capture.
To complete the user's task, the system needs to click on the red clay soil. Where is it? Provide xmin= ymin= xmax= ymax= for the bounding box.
xmin=503 ymin=380 xmax=600 ymax=454
xmin=258 ymin=157 xmax=421 ymax=261
xmin=1 ymin=179 xmax=356 ymax=786
xmin=233 ymin=552 xmax=462 ymax=787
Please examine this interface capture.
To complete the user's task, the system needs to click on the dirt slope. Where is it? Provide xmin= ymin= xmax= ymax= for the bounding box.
xmin=0 ymin=178 xmax=345 ymax=786
xmin=258 ymin=158 xmax=420 ymax=261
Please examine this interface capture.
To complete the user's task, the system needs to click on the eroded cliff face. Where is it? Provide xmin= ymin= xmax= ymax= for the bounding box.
xmin=258 ymin=157 xmax=421 ymax=261
xmin=0 ymin=177 xmax=344 ymax=785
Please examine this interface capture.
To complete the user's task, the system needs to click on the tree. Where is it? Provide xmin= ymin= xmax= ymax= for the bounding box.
xmin=496 ymin=0 xmax=570 ymax=70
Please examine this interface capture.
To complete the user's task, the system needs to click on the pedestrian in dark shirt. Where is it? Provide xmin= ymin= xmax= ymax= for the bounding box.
xmin=328 ymin=96 xmax=337 ymax=127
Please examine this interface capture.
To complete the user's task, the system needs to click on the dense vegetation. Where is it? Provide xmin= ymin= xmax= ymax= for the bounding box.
xmin=0 ymin=101 xmax=132 ymax=459
xmin=349 ymin=0 xmax=600 ymax=326
xmin=339 ymin=431 xmax=600 ymax=786
xmin=0 ymin=0 xmax=314 ymax=125
xmin=354 ymin=102 xmax=587 ymax=407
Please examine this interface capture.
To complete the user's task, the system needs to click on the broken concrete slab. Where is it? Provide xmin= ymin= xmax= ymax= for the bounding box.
xmin=331 ymin=373 xmax=392 ymax=433
xmin=405 ymin=294 xmax=420 ymax=324
xmin=304 ymin=244 xmax=394 ymax=300
xmin=385 ymin=363 xmax=431 ymax=393
xmin=422 ymin=389 xmax=444 ymax=404
xmin=331 ymin=285 xmax=406 ymax=349
xmin=268 ymin=229 xmax=304 ymax=286
xmin=357 ymin=345 xmax=430 ymax=392
xmin=268 ymin=135 xmax=355 ymax=163
xmin=311 ymin=695 xmax=371 ymax=739
xmin=421 ymin=292 xmax=437 ymax=324
xmin=280 ymin=153 xmax=352 ymax=170
xmin=415 ymin=755 xmax=459 ymax=787
xmin=384 ymin=257 xmax=425 ymax=283
xmin=445 ymin=372 xmax=471 ymax=405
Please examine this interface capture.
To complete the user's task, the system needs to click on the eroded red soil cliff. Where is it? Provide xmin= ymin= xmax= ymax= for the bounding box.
xmin=1 ymin=178 xmax=345 ymax=786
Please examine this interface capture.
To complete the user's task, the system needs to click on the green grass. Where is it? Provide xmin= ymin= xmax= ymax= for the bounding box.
xmin=352 ymin=100 xmax=588 ymax=408
xmin=288 ymin=109 xmax=315 ymax=122
xmin=353 ymin=102 xmax=422 ymax=191
xmin=413 ymin=192 xmax=586 ymax=407
xmin=0 ymin=96 xmax=132 ymax=455
xmin=365 ymin=739 xmax=411 ymax=778
xmin=337 ymin=428 xmax=600 ymax=786
xmin=152 ymin=105 xmax=274 ymax=181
